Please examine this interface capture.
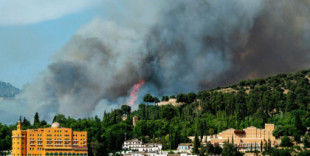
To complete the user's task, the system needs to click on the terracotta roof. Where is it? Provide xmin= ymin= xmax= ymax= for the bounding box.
xmin=178 ymin=143 xmax=192 ymax=146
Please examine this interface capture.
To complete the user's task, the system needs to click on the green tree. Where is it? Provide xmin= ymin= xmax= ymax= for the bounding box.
xmin=205 ymin=142 xmax=214 ymax=154
xmin=193 ymin=133 xmax=200 ymax=154
xmin=294 ymin=113 xmax=306 ymax=135
xmin=199 ymin=146 xmax=206 ymax=156
xmin=286 ymin=92 xmax=298 ymax=111
xmin=303 ymin=134 xmax=310 ymax=148
xmin=143 ymin=94 xmax=153 ymax=104
xmin=273 ymin=125 xmax=285 ymax=138
xmin=187 ymin=92 xmax=197 ymax=103
xmin=250 ymin=143 xmax=253 ymax=152
xmin=177 ymin=93 xmax=187 ymax=103
xmin=222 ymin=143 xmax=242 ymax=156
xmin=213 ymin=145 xmax=222 ymax=155
xmin=139 ymin=104 xmax=146 ymax=119
xmin=153 ymin=97 xmax=160 ymax=104
xmin=33 ymin=112 xmax=40 ymax=128
xmin=121 ymin=105 xmax=131 ymax=115
xmin=162 ymin=96 xmax=169 ymax=101
xmin=162 ymin=105 xmax=175 ymax=120
xmin=280 ymin=136 xmax=293 ymax=147
xmin=22 ymin=117 xmax=31 ymax=128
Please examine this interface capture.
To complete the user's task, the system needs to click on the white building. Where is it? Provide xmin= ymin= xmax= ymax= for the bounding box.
xmin=122 ymin=138 xmax=164 ymax=155
xmin=177 ymin=143 xmax=193 ymax=153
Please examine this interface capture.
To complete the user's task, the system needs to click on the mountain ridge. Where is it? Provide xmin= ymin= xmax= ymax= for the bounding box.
xmin=0 ymin=81 xmax=20 ymax=98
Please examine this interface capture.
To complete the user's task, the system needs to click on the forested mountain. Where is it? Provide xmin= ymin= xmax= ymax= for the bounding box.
xmin=0 ymin=81 xmax=20 ymax=98
xmin=1 ymin=69 xmax=310 ymax=155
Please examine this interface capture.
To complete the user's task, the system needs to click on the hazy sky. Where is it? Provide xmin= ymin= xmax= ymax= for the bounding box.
xmin=0 ymin=0 xmax=104 ymax=88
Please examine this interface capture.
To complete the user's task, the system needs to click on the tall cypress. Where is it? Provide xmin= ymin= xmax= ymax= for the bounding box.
xmin=193 ymin=133 xmax=200 ymax=154
xmin=33 ymin=112 xmax=40 ymax=127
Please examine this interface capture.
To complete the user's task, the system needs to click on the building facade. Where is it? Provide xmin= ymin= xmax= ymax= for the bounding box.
xmin=207 ymin=123 xmax=276 ymax=151
xmin=12 ymin=121 xmax=88 ymax=156
xmin=177 ymin=143 xmax=193 ymax=153
xmin=122 ymin=139 xmax=162 ymax=152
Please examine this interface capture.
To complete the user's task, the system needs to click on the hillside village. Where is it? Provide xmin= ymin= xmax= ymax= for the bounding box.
xmin=114 ymin=116 xmax=309 ymax=156
xmin=1 ymin=69 xmax=310 ymax=156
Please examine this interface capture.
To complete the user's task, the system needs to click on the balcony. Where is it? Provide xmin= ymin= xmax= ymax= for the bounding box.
xmin=12 ymin=135 xmax=25 ymax=138
xmin=45 ymin=146 xmax=72 ymax=150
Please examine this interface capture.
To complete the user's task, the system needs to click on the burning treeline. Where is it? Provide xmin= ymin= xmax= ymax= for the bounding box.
xmin=9 ymin=0 xmax=310 ymax=120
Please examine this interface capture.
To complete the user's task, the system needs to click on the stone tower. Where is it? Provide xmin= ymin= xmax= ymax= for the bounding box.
xmin=133 ymin=116 xmax=139 ymax=127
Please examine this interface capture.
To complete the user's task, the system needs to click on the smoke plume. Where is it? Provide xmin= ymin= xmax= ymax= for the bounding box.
xmin=3 ymin=0 xmax=310 ymax=121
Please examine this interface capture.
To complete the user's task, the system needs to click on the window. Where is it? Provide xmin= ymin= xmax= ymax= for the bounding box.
xmin=68 ymin=153 xmax=71 ymax=156
xmin=55 ymin=153 xmax=58 ymax=156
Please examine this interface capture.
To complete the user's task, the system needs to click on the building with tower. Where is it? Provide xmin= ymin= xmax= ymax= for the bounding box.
xmin=12 ymin=121 xmax=88 ymax=156
xmin=132 ymin=116 xmax=139 ymax=127
xmin=206 ymin=123 xmax=276 ymax=151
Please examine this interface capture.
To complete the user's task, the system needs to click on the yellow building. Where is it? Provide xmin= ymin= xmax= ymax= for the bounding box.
xmin=12 ymin=121 xmax=88 ymax=156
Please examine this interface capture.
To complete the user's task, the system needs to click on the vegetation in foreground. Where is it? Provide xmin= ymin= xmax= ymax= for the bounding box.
xmin=1 ymin=69 xmax=310 ymax=155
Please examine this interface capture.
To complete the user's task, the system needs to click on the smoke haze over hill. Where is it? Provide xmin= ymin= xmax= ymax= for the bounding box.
xmin=1 ymin=0 xmax=310 ymax=122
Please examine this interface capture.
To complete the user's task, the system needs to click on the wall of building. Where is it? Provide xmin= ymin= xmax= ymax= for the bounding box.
xmin=12 ymin=122 xmax=87 ymax=156
xmin=207 ymin=124 xmax=276 ymax=150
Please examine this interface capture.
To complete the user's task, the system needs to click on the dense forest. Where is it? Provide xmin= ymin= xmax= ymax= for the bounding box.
xmin=0 ymin=81 xmax=20 ymax=98
xmin=1 ymin=69 xmax=310 ymax=155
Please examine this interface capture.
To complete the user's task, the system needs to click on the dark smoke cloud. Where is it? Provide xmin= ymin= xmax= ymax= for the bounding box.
xmin=147 ymin=0 xmax=310 ymax=89
xmin=211 ymin=0 xmax=310 ymax=87
xmin=2 ymin=0 xmax=310 ymax=121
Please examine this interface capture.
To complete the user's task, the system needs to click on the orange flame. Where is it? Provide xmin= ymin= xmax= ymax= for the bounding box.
xmin=129 ymin=80 xmax=145 ymax=106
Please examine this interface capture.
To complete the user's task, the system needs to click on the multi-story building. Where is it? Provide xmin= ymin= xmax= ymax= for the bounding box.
xmin=207 ymin=123 xmax=276 ymax=151
xmin=122 ymin=138 xmax=162 ymax=153
xmin=12 ymin=121 xmax=88 ymax=156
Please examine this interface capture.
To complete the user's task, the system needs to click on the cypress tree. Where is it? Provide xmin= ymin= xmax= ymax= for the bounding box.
xmin=250 ymin=143 xmax=253 ymax=152
xmin=268 ymin=139 xmax=271 ymax=151
xmin=194 ymin=133 xmax=199 ymax=154
xmin=52 ymin=115 xmax=57 ymax=123
xmin=200 ymin=122 xmax=204 ymax=141
xmin=34 ymin=112 xmax=40 ymax=127
xmin=232 ymin=135 xmax=234 ymax=145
